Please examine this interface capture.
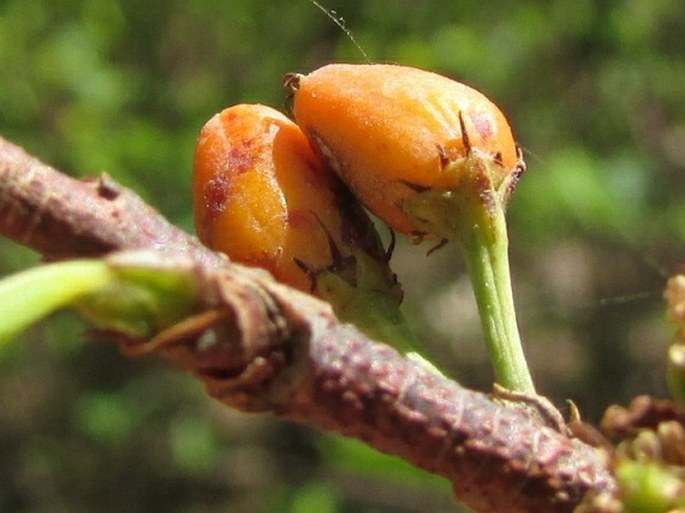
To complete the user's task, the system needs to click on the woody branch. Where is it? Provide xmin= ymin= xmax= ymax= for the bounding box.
xmin=0 ymin=136 xmax=615 ymax=513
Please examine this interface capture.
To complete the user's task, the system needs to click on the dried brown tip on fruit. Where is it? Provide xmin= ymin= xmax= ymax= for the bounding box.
xmin=283 ymin=72 xmax=304 ymax=91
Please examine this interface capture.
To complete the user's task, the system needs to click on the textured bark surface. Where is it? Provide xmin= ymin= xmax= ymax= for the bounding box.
xmin=0 ymin=137 xmax=216 ymax=264
xmin=0 ymin=135 xmax=617 ymax=512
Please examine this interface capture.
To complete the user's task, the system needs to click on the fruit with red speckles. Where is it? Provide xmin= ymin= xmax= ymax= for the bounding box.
xmin=193 ymin=103 xmax=389 ymax=292
xmin=192 ymin=103 xmax=418 ymax=351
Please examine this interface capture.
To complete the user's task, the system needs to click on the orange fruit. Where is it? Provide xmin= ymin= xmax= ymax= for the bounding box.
xmin=287 ymin=64 xmax=522 ymax=240
xmin=192 ymin=103 xmax=394 ymax=296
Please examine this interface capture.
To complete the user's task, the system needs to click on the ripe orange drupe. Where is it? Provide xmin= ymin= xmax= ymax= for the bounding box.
xmin=193 ymin=103 xmax=399 ymax=303
xmin=287 ymin=63 xmax=522 ymax=240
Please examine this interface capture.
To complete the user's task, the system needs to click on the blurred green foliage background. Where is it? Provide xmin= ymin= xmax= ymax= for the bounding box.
xmin=2 ymin=0 xmax=685 ymax=511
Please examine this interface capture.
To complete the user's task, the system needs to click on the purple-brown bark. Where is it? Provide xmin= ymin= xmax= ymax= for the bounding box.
xmin=0 ymin=136 xmax=616 ymax=512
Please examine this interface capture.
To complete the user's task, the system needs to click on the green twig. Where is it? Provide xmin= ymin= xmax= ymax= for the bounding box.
xmin=0 ymin=252 xmax=198 ymax=346
xmin=0 ymin=260 xmax=113 ymax=345
xmin=406 ymin=150 xmax=535 ymax=393
xmin=458 ymin=197 xmax=535 ymax=393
